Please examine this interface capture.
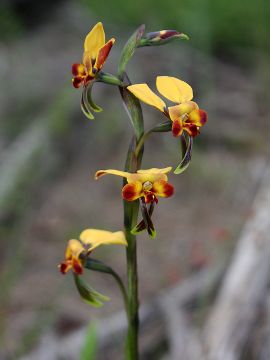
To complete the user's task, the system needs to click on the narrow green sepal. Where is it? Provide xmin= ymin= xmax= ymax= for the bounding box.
xmin=73 ymin=274 xmax=110 ymax=308
xmin=85 ymin=258 xmax=114 ymax=275
xmin=152 ymin=120 xmax=172 ymax=133
xmin=83 ymin=82 xmax=103 ymax=113
xmin=174 ymin=134 xmax=193 ymax=174
xmin=118 ymin=24 xmax=145 ymax=78
xmin=139 ymin=199 xmax=156 ymax=239
xmin=131 ymin=202 xmax=155 ymax=235
xmin=97 ymin=72 xmax=124 ymax=87
xmin=81 ymin=93 xmax=94 ymax=120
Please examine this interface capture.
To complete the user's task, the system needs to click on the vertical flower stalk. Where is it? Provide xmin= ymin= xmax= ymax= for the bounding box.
xmin=63 ymin=21 xmax=205 ymax=360
xmin=120 ymin=81 xmax=144 ymax=360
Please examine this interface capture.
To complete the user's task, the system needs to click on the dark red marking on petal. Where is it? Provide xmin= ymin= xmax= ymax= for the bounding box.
xmin=72 ymin=259 xmax=83 ymax=275
xmin=72 ymin=76 xmax=84 ymax=89
xmin=144 ymin=193 xmax=157 ymax=204
xmin=72 ymin=63 xmax=86 ymax=76
xmin=184 ymin=124 xmax=200 ymax=137
xmin=160 ymin=30 xmax=180 ymax=39
xmin=172 ymin=118 xmax=183 ymax=137
xmin=198 ymin=109 xmax=208 ymax=125
xmin=152 ymin=180 xmax=174 ymax=198
xmin=95 ymin=39 xmax=114 ymax=71
xmin=59 ymin=262 xmax=69 ymax=274
xmin=122 ymin=183 xmax=142 ymax=201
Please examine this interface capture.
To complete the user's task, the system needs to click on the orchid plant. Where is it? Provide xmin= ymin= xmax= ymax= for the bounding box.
xmin=59 ymin=22 xmax=207 ymax=359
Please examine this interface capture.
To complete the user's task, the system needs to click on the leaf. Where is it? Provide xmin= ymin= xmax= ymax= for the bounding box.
xmin=174 ymin=134 xmax=193 ymax=174
xmin=118 ymin=24 xmax=145 ymax=77
xmin=80 ymin=322 xmax=98 ymax=360
xmin=73 ymin=274 xmax=110 ymax=308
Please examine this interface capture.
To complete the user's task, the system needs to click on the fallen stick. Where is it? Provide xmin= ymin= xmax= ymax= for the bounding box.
xmin=204 ymin=164 xmax=270 ymax=360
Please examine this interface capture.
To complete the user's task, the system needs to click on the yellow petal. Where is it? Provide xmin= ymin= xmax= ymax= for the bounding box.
xmin=84 ymin=22 xmax=105 ymax=60
xmin=127 ymin=84 xmax=166 ymax=112
xmin=168 ymin=102 xmax=198 ymax=122
xmin=95 ymin=169 xmax=130 ymax=180
xmin=137 ymin=167 xmax=172 ymax=174
xmin=80 ymin=229 xmax=127 ymax=252
xmin=65 ymin=239 xmax=84 ymax=259
xmin=156 ymin=76 xmax=193 ymax=103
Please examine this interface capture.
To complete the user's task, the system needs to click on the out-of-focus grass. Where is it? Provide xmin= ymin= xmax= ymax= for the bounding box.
xmin=80 ymin=0 xmax=270 ymax=57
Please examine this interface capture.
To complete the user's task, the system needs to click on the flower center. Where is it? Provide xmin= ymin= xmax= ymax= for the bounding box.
xmin=143 ymin=181 xmax=153 ymax=191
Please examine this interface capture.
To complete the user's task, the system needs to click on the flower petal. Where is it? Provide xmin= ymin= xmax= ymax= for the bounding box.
xmin=168 ymin=105 xmax=182 ymax=122
xmin=94 ymin=38 xmax=115 ymax=71
xmin=156 ymin=76 xmax=193 ymax=103
xmin=172 ymin=118 xmax=183 ymax=137
xmin=184 ymin=123 xmax=200 ymax=137
xmin=152 ymin=180 xmax=174 ymax=198
xmin=65 ymin=239 xmax=85 ymax=259
xmin=72 ymin=76 xmax=84 ymax=89
xmin=80 ymin=229 xmax=127 ymax=252
xmin=95 ymin=169 xmax=130 ymax=180
xmin=137 ymin=167 xmax=172 ymax=174
xmin=127 ymin=84 xmax=166 ymax=112
xmin=84 ymin=22 xmax=105 ymax=60
xmin=59 ymin=261 xmax=72 ymax=274
xmin=72 ymin=63 xmax=86 ymax=76
xmin=122 ymin=182 xmax=143 ymax=201
xmin=188 ymin=109 xmax=208 ymax=126
xmin=82 ymin=51 xmax=93 ymax=74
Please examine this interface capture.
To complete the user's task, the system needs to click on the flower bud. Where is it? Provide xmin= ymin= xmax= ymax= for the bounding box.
xmin=138 ymin=30 xmax=189 ymax=47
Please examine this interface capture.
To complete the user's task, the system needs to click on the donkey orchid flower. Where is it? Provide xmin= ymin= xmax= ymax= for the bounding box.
xmin=59 ymin=229 xmax=127 ymax=275
xmin=72 ymin=22 xmax=115 ymax=88
xmin=127 ymin=76 xmax=207 ymax=137
xmin=95 ymin=167 xmax=174 ymax=204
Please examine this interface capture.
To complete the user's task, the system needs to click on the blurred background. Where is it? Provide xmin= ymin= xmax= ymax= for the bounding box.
xmin=1 ymin=0 xmax=270 ymax=359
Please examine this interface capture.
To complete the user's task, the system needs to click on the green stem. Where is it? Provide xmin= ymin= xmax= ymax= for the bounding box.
xmin=120 ymin=76 xmax=144 ymax=359
xmin=124 ymin=141 xmax=142 ymax=360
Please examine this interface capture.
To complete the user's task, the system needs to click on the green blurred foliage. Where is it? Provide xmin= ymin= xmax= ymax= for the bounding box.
xmin=80 ymin=0 xmax=270 ymax=56
xmin=0 ymin=4 xmax=24 ymax=40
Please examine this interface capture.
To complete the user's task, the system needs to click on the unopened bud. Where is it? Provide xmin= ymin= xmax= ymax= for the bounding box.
xmin=138 ymin=30 xmax=189 ymax=47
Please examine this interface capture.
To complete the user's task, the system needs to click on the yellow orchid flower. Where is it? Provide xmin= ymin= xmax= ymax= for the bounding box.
xmin=95 ymin=167 xmax=174 ymax=203
xmin=72 ymin=22 xmax=115 ymax=88
xmin=127 ymin=76 xmax=207 ymax=137
xmin=59 ymin=229 xmax=127 ymax=275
